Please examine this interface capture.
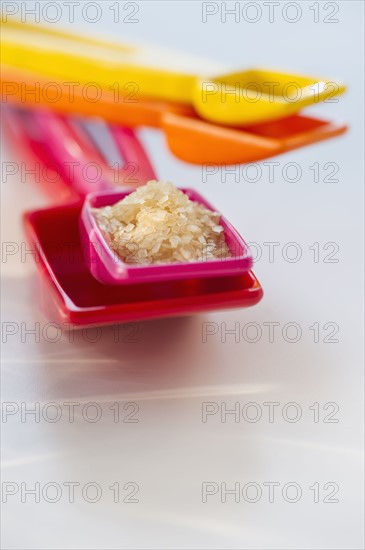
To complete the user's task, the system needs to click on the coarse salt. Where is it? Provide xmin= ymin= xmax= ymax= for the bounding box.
xmin=93 ymin=180 xmax=231 ymax=265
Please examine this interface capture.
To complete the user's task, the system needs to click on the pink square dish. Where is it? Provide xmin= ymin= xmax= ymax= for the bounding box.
xmin=80 ymin=188 xmax=253 ymax=285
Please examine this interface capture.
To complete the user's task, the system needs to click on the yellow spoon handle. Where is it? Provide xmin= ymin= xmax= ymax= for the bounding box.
xmin=1 ymin=19 xmax=346 ymax=125
xmin=1 ymin=19 xmax=197 ymax=103
xmin=1 ymin=17 xmax=134 ymax=52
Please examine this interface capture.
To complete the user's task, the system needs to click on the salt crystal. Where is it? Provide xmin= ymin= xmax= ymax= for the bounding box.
xmin=169 ymin=236 xmax=180 ymax=248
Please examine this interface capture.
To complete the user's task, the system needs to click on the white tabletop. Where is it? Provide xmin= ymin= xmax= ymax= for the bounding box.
xmin=1 ymin=2 xmax=364 ymax=549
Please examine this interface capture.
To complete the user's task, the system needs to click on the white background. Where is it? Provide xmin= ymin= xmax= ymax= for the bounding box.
xmin=1 ymin=1 xmax=364 ymax=549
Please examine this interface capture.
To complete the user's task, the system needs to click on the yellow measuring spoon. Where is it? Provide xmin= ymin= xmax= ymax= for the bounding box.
xmin=1 ymin=19 xmax=346 ymax=125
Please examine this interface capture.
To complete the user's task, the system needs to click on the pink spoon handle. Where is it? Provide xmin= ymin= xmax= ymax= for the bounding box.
xmin=3 ymin=107 xmax=157 ymax=197
xmin=109 ymin=125 xmax=157 ymax=185
xmin=2 ymin=106 xmax=80 ymax=202
xmin=62 ymin=117 xmax=108 ymax=166
xmin=27 ymin=110 xmax=114 ymax=195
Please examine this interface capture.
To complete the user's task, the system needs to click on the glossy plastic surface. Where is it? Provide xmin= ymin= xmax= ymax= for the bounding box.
xmin=1 ymin=106 xmax=81 ymax=203
xmin=193 ymin=69 xmax=346 ymax=124
xmin=162 ymin=112 xmax=348 ymax=164
xmin=81 ymin=189 xmax=253 ymax=284
xmin=2 ymin=105 xmax=263 ymax=324
xmin=0 ymin=66 xmax=195 ymax=127
xmin=24 ymin=203 xmax=263 ymax=326
xmin=1 ymin=20 xmax=196 ymax=103
xmin=1 ymin=19 xmax=346 ymax=124
xmin=1 ymin=67 xmax=347 ymax=165
xmin=31 ymin=110 xmax=156 ymax=192
xmin=2 ymin=107 xmax=157 ymax=197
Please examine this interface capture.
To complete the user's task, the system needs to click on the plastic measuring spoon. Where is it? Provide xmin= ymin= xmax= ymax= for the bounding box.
xmin=80 ymin=188 xmax=253 ymax=285
xmin=25 ymin=202 xmax=262 ymax=326
xmin=30 ymin=112 xmax=254 ymax=284
xmin=1 ymin=19 xmax=346 ymax=125
xmin=1 ymin=107 xmax=264 ymax=325
xmin=1 ymin=66 xmax=347 ymax=165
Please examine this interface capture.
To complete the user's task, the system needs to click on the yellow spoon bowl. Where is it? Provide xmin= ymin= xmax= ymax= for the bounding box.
xmin=193 ymin=69 xmax=346 ymax=125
